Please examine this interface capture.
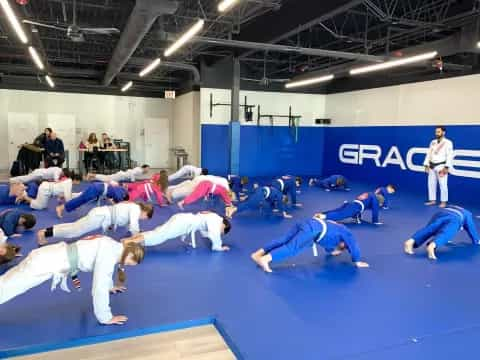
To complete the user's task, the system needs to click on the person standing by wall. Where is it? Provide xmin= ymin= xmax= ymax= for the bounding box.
xmin=423 ymin=126 xmax=454 ymax=208
xmin=45 ymin=132 xmax=65 ymax=168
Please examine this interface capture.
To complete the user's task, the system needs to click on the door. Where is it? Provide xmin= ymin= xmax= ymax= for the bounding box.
xmin=47 ymin=114 xmax=77 ymax=169
xmin=8 ymin=112 xmax=39 ymax=165
xmin=144 ymin=117 xmax=170 ymax=168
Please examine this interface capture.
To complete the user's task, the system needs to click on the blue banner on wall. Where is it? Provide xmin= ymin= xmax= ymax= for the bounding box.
xmin=201 ymin=124 xmax=325 ymax=177
xmin=323 ymin=125 xmax=480 ymax=206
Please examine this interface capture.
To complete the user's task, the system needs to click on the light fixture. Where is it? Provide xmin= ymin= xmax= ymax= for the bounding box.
xmin=218 ymin=0 xmax=239 ymax=12
xmin=139 ymin=58 xmax=161 ymax=77
xmin=0 ymin=0 xmax=28 ymax=44
xmin=164 ymin=19 xmax=204 ymax=57
xmin=349 ymin=51 xmax=438 ymax=75
xmin=121 ymin=81 xmax=133 ymax=92
xmin=45 ymin=75 xmax=55 ymax=88
xmin=28 ymin=46 xmax=44 ymax=70
xmin=477 ymin=41 xmax=480 ymax=48
xmin=285 ymin=74 xmax=335 ymax=89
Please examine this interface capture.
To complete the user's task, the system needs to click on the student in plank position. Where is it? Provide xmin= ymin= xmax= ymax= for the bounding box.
xmin=20 ymin=172 xmax=83 ymax=210
xmin=0 ymin=235 xmax=145 ymax=325
xmin=375 ymin=184 xmax=396 ymax=209
xmin=55 ymin=181 xmax=128 ymax=218
xmin=166 ymin=174 xmax=230 ymax=203
xmin=309 ymin=175 xmax=350 ymax=191
xmin=123 ymin=211 xmax=231 ymax=252
xmin=227 ymin=186 xmax=292 ymax=219
xmin=177 ymin=180 xmax=233 ymax=210
xmin=168 ymin=165 xmax=208 ymax=182
xmin=317 ymin=191 xmax=388 ymax=225
xmin=271 ymin=175 xmax=302 ymax=207
xmin=251 ymin=215 xmax=369 ymax=273
xmin=37 ymin=202 xmax=153 ymax=246
xmin=0 ymin=209 xmax=36 ymax=243
xmin=126 ymin=171 xmax=169 ymax=205
xmin=10 ymin=166 xmax=63 ymax=184
xmin=404 ymin=205 xmax=479 ymax=260
xmin=87 ymin=164 xmax=150 ymax=183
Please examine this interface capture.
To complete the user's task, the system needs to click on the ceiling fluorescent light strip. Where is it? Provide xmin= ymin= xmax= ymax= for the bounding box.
xmin=164 ymin=19 xmax=205 ymax=57
xmin=349 ymin=51 xmax=438 ymax=75
xmin=0 ymin=0 xmax=28 ymax=44
xmin=218 ymin=0 xmax=239 ymax=12
xmin=139 ymin=58 xmax=161 ymax=77
xmin=285 ymin=74 xmax=335 ymax=89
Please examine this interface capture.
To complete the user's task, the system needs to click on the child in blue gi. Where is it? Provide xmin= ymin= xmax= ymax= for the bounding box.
xmin=404 ymin=205 xmax=479 ymax=260
xmin=308 ymin=175 xmax=350 ymax=191
xmin=0 ymin=209 xmax=36 ymax=242
xmin=227 ymin=186 xmax=292 ymax=219
xmin=251 ymin=215 xmax=369 ymax=272
xmin=271 ymin=175 xmax=302 ymax=207
xmin=318 ymin=192 xmax=385 ymax=225
xmin=56 ymin=182 xmax=128 ymax=218
xmin=228 ymin=175 xmax=249 ymax=201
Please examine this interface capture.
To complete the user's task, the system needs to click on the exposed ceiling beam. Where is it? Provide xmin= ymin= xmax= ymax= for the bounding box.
xmin=165 ymin=34 xmax=386 ymax=62
xmin=102 ymin=0 xmax=178 ymax=86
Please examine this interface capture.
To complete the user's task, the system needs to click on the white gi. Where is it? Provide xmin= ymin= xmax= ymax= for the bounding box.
xmin=143 ymin=212 xmax=225 ymax=251
xmin=10 ymin=167 xmax=62 ymax=184
xmin=30 ymin=179 xmax=73 ymax=210
xmin=0 ymin=236 xmax=123 ymax=324
xmin=423 ymin=137 xmax=454 ymax=202
xmin=168 ymin=165 xmax=203 ymax=182
xmin=53 ymin=202 xmax=142 ymax=239
xmin=168 ymin=175 xmax=230 ymax=201
xmin=95 ymin=167 xmax=144 ymax=183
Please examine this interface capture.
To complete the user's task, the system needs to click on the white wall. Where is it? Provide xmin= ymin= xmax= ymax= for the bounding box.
xmin=325 ymin=74 xmax=480 ymax=126
xmin=172 ymin=91 xmax=200 ymax=166
xmin=0 ymin=89 xmax=173 ymax=170
xmin=200 ymin=88 xmax=327 ymax=126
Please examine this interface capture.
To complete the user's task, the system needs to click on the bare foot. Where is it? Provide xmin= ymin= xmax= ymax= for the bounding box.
xmin=439 ymin=202 xmax=447 ymax=208
xmin=250 ymin=249 xmax=265 ymax=266
xmin=227 ymin=206 xmax=238 ymax=219
xmin=37 ymin=230 xmax=48 ymax=246
xmin=425 ymin=201 xmax=436 ymax=206
xmin=427 ymin=243 xmax=437 ymax=260
xmin=258 ymin=255 xmax=273 ymax=273
xmin=56 ymin=204 xmax=64 ymax=218
xmin=308 ymin=179 xmax=315 ymax=187
xmin=331 ymin=249 xmax=343 ymax=256
xmin=404 ymin=239 xmax=415 ymax=255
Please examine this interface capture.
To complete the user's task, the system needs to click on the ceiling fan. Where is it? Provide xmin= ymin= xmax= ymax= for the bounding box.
xmin=22 ymin=0 xmax=120 ymax=42
xmin=242 ymin=58 xmax=290 ymax=87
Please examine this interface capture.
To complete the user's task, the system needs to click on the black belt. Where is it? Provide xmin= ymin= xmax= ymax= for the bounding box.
xmin=429 ymin=161 xmax=446 ymax=169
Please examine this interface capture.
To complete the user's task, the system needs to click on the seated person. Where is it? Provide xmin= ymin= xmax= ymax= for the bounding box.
xmin=45 ymin=132 xmax=65 ymax=168
xmin=101 ymin=135 xmax=117 ymax=169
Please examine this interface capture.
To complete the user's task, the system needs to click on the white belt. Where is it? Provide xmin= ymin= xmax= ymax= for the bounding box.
xmin=277 ymin=179 xmax=285 ymax=192
xmin=263 ymin=187 xmax=271 ymax=199
xmin=210 ymin=183 xmax=217 ymax=194
xmin=354 ymin=200 xmax=365 ymax=213
xmin=145 ymin=183 xmax=153 ymax=202
xmin=312 ymin=217 xmax=327 ymax=243
xmin=444 ymin=207 xmax=464 ymax=223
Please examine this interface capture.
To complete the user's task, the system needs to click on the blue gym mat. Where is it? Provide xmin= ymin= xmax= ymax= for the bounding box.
xmin=0 ymin=180 xmax=478 ymax=359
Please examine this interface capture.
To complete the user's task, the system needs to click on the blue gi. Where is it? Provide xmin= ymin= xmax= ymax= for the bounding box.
xmin=324 ymin=192 xmax=381 ymax=223
xmin=236 ymin=186 xmax=284 ymax=214
xmin=0 ymin=209 xmax=22 ymax=236
xmin=412 ymin=206 xmax=479 ymax=248
xmin=263 ymin=218 xmax=361 ymax=263
xmin=375 ymin=187 xmax=391 ymax=208
xmin=0 ymin=183 xmax=39 ymax=205
xmin=271 ymin=175 xmax=298 ymax=204
xmin=312 ymin=175 xmax=348 ymax=190
xmin=64 ymin=183 xmax=127 ymax=212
